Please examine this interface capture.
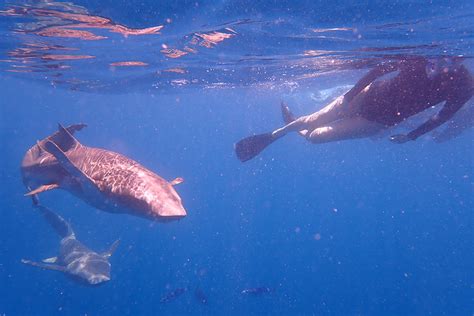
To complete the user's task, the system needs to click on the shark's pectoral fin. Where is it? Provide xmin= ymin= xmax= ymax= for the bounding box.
xmin=102 ymin=239 xmax=120 ymax=258
xmin=43 ymin=140 xmax=102 ymax=199
xmin=25 ymin=184 xmax=59 ymax=197
xmin=21 ymin=259 xmax=65 ymax=272
xmin=42 ymin=256 xmax=58 ymax=263
xmin=64 ymin=123 xmax=87 ymax=135
xmin=42 ymin=140 xmax=82 ymax=178
xmin=49 ymin=123 xmax=84 ymax=152
xmin=170 ymin=177 xmax=184 ymax=186
xmin=34 ymin=123 xmax=86 ymax=156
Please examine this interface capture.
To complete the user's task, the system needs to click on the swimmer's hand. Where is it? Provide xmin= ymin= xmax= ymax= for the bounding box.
xmin=389 ymin=134 xmax=412 ymax=144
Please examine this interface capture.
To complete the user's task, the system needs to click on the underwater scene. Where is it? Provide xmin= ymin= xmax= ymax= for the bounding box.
xmin=0 ymin=0 xmax=473 ymax=315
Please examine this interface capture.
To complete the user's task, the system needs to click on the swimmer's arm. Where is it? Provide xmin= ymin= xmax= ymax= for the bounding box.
xmin=343 ymin=61 xmax=399 ymax=102
xmin=407 ymin=99 xmax=468 ymax=140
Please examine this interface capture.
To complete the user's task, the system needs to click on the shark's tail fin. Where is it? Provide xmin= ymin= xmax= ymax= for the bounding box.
xmin=32 ymin=198 xmax=74 ymax=239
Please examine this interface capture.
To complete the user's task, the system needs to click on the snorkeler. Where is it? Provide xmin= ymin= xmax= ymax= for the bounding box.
xmin=236 ymin=56 xmax=473 ymax=162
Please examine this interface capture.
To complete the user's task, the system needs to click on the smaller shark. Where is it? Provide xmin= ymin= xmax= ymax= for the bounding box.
xmin=21 ymin=197 xmax=119 ymax=286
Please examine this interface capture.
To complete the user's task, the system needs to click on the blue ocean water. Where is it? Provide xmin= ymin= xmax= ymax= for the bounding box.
xmin=0 ymin=1 xmax=473 ymax=315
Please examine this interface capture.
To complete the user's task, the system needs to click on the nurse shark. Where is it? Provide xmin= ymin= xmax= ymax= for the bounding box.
xmin=22 ymin=198 xmax=119 ymax=286
xmin=21 ymin=124 xmax=186 ymax=221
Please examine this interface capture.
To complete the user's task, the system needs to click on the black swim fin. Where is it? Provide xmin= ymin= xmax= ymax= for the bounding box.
xmin=235 ymin=133 xmax=275 ymax=162
xmin=281 ymin=102 xmax=296 ymax=124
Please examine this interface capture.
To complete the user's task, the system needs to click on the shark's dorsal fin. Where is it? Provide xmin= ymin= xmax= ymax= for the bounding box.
xmin=24 ymin=184 xmax=59 ymax=196
xmin=43 ymin=140 xmax=102 ymax=199
xmin=102 ymin=239 xmax=120 ymax=258
xmin=47 ymin=123 xmax=86 ymax=153
xmin=170 ymin=177 xmax=184 ymax=186
xmin=42 ymin=256 xmax=58 ymax=263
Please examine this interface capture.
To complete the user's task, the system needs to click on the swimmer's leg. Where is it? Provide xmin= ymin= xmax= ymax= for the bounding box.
xmin=235 ymin=97 xmax=352 ymax=162
xmin=306 ymin=117 xmax=385 ymax=144
xmin=235 ymin=106 xmax=308 ymax=162
xmin=235 ymin=103 xmax=297 ymax=161
xmin=280 ymin=102 xmax=310 ymax=137
xmin=273 ymin=96 xmax=349 ymax=138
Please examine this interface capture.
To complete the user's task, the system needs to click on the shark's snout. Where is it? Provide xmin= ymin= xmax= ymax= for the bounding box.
xmin=151 ymin=197 xmax=186 ymax=219
xmin=88 ymin=274 xmax=110 ymax=285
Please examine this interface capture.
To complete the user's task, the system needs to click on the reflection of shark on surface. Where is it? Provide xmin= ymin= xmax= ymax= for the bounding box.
xmin=21 ymin=197 xmax=119 ymax=286
xmin=21 ymin=124 xmax=186 ymax=221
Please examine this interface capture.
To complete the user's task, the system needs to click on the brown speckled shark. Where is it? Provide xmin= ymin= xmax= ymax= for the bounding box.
xmin=21 ymin=124 xmax=186 ymax=221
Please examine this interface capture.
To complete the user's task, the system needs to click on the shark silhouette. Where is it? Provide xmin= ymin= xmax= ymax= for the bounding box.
xmin=21 ymin=124 xmax=186 ymax=221
xmin=21 ymin=198 xmax=119 ymax=286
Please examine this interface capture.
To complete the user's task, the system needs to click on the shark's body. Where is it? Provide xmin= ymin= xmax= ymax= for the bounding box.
xmin=21 ymin=124 xmax=186 ymax=221
xmin=22 ymin=201 xmax=119 ymax=286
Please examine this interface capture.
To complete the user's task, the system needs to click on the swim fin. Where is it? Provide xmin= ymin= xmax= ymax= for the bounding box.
xmin=235 ymin=133 xmax=275 ymax=162
xmin=281 ymin=102 xmax=296 ymax=124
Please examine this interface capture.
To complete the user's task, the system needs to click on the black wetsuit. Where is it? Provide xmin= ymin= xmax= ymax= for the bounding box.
xmin=356 ymin=58 xmax=472 ymax=139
